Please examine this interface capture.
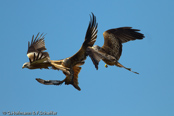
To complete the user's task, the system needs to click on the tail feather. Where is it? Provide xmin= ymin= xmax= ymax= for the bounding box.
xmin=64 ymin=66 xmax=82 ymax=91
xmin=72 ymin=66 xmax=81 ymax=91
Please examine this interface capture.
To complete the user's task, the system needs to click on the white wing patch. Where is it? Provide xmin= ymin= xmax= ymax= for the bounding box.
xmin=27 ymin=52 xmax=45 ymax=61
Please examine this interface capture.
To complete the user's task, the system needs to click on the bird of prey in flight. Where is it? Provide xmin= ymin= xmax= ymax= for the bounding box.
xmin=87 ymin=27 xmax=144 ymax=74
xmin=22 ymin=13 xmax=98 ymax=91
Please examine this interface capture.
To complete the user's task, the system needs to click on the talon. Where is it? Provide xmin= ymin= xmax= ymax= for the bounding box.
xmin=105 ymin=64 xmax=108 ymax=68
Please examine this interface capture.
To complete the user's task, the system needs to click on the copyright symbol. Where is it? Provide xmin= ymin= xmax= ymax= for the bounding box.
xmin=3 ymin=112 xmax=7 ymax=115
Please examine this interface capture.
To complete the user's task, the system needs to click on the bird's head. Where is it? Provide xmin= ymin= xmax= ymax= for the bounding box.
xmin=22 ymin=62 xmax=30 ymax=69
xmin=92 ymin=45 xmax=101 ymax=51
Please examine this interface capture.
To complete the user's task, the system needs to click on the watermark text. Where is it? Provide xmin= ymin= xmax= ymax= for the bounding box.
xmin=2 ymin=111 xmax=57 ymax=115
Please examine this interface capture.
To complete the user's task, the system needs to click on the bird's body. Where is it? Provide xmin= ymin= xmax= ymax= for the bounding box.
xmin=87 ymin=27 xmax=144 ymax=74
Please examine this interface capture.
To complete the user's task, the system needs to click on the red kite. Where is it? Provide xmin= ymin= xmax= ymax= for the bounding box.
xmin=87 ymin=27 xmax=144 ymax=74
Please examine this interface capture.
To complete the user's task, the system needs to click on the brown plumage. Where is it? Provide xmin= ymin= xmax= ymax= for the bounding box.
xmin=23 ymin=33 xmax=70 ymax=73
xmin=36 ymin=66 xmax=82 ymax=90
xmin=49 ymin=13 xmax=97 ymax=90
xmin=87 ymin=27 xmax=144 ymax=74
xmin=23 ymin=13 xmax=98 ymax=91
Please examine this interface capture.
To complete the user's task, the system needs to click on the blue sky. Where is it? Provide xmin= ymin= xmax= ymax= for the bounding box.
xmin=0 ymin=0 xmax=174 ymax=116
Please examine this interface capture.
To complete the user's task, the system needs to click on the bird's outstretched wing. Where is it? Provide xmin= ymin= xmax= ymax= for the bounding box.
xmin=27 ymin=33 xmax=50 ymax=63
xmin=104 ymin=27 xmax=145 ymax=43
xmin=102 ymin=27 xmax=145 ymax=60
xmin=83 ymin=13 xmax=98 ymax=48
xmin=68 ymin=13 xmax=98 ymax=65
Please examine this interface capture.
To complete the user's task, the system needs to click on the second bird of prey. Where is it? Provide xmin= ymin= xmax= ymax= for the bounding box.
xmin=22 ymin=13 xmax=145 ymax=91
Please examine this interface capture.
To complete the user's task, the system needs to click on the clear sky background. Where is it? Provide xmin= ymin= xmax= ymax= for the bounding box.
xmin=0 ymin=0 xmax=174 ymax=116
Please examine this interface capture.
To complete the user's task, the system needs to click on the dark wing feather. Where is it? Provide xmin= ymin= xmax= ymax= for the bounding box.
xmin=27 ymin=33 xmax=50 ymax=63
xmin=105 ymin=27 xmax=145 ymax=43
xmin=27 ymin=33 xmax=47 ymax=53
xmin=102 ymin=32 xmax=122 ymax=60
xmin=68 ymin=13 xmax=98 ymax=65
xmin=83 ymin=13 xmax=98 ymax=47
xmin=102 ymin=27 xmax=144 ymax=60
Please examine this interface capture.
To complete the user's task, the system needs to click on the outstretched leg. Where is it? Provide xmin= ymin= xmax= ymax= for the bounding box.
xmin=115 ymin=62 xmax=139 ymax=74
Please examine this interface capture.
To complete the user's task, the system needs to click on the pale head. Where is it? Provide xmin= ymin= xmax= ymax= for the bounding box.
xmin=22 ymin=62 xmax=30 ymax=69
